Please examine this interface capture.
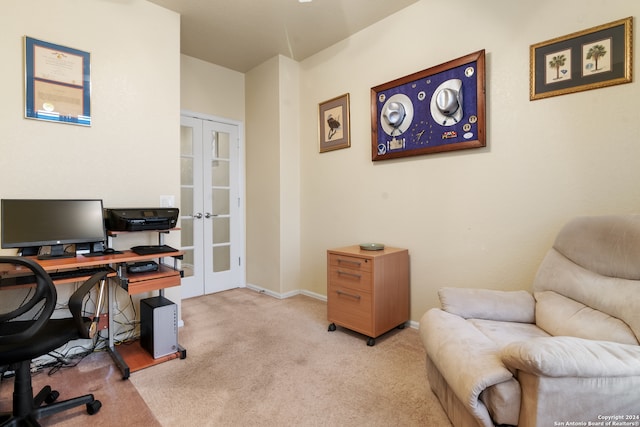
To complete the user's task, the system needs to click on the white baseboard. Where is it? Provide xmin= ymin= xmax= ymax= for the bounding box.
xmin=244 ymin=284 xmax=418 ymax=329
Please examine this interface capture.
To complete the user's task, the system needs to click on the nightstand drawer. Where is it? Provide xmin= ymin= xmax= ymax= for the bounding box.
xmin=329 ymin=266 xmax=372 ymax=293
xmin=329 ymin=254 xmax=372 ymax=272
xmin=327 ymin=285 xmax=372 ymax=334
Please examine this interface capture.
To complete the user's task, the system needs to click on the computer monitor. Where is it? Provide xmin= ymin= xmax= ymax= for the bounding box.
xmin=1 ymin=199 xmax=106 ymax=259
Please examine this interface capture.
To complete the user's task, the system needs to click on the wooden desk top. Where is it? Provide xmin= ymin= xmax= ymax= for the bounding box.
xmin=32 ymin=250 xmax=183 ymax=271
xmin=1 ymin=250 xmax=183 ymax=287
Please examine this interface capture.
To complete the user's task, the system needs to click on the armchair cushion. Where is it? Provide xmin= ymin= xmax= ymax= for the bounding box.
xmin=438 ymin=287 xmax=535 ymax=323
xmin=534 ymin=290 xmax=638 ymax=345
xmin=501 ymin=336 xmax=640 ymax=377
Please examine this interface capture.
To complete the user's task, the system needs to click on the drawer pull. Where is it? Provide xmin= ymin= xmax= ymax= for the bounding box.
xmin=337 ymin=270 xmax=361 ymax=279
xmin=338 ymin=259 xmax=361 ymax=267
xmin=336 ymin=289 xmax=361 ymax=300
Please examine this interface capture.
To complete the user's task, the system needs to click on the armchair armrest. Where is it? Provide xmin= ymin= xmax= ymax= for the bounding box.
xmin=438 ymin=287 xmax=535 ymax=323
xmin=501 ymin=336 xmax=640 ymax=377
xmin=68 ymin=271 xmax=109 ymax=339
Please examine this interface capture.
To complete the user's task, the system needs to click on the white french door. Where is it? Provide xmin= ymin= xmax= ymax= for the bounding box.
xmin=180 ymin=114 xmax=243 ymax=298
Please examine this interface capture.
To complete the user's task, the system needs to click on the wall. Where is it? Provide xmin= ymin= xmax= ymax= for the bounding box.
xmin=245 ymin=57 xmax=282 ymax=293
xmin=245 ymin=56 xmax=302 ymax=296
xmin=181 ymin=54 xmax=245 ymax=122
xmin=298 ymin=0 xmax=640 ymax=321
xmin=0 ymin=0 xmax=181 ymax=323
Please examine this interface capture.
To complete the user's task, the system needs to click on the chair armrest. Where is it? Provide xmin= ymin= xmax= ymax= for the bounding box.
xmin=501 ymin=336 xmax=640 ymax=377
xmin=438 ymin=287 xmax=535 ymax=323
xmin=68 ymin=271 xmax=109 ymax=339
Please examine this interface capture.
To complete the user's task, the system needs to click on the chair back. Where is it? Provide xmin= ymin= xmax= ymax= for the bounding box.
xmin=532 ymin=215 xmax=640 ymax=343
xmin=0 ymin=256 xmax=57 ymax=345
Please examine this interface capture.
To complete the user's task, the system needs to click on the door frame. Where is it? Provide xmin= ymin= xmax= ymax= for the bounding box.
xmin=180 ymin=109 xmax=246 ymax=292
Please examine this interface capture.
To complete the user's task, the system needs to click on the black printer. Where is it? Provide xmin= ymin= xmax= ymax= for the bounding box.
xmin=104 ymin=207 xmax=179 ymax=231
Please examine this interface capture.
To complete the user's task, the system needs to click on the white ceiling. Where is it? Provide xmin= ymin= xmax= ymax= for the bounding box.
xmin=147 ymin=0 xmax=419 ymax=73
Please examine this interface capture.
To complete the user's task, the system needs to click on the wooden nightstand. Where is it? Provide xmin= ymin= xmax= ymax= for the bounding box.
xmin=327 ymin=245 xmax=409 ymax=346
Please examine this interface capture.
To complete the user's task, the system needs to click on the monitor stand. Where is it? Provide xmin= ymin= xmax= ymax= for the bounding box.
xmin=36 ymin=244 xmax=76 ymax=260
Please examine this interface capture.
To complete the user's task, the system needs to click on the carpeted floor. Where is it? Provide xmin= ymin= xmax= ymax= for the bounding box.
xmin=130 ymin=288 xmax=452 ymax=426
xmin=1 ymin=288 xmax=452 ymax=426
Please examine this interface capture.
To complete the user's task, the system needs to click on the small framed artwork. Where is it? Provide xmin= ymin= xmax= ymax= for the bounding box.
xmin=24 ymin=36 xmax=92 ymax=126
xmin=530 ymin=17 xmax=632 ymax=100
xmin=371 ymin=50 xmax=486 ymax=161
xmin=319 ymin=93 xmax=350 ymax=153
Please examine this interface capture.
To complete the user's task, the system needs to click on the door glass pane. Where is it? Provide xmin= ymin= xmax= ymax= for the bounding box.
xmin=212 ymin=160 xmax=229 ymax=187
xmin=212 ymin=189 xmax=229 ymax=215
xmin=216 ymin=132 xmax=230 ymax=159
xmin=212 ymin=246 xmax=230 ymax=272
xmin=181 ymin=187 xmax=194 ymax=216
xmin=212 ymin=217 xmax=230 ymax=244
xmin=181 ymin=219 xmax=194 ymax=247
xmin=181 ymin=158 xmax=194 ymax=185
xmin=180 ymin=126 xmax=193 ymax=155
xmin=182 ymin=249 xmax=194 ymax=278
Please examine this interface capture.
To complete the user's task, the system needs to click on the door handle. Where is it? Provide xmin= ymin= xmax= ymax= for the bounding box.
xmin=204 ymin=212 xmax=213 ymax=219
xmin=194 ymin=212 xmax=203 ymax=219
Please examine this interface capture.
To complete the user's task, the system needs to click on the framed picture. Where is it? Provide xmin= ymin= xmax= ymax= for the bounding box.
xmin=530 ymin=17 xmax=632 ymax=100
xmin=319 ymin=93 xmax=350 ymax=153
xmin=24 ymin=36 xmax=92 ymax=126
xmin=371 ymin=50 xmax=485 ymax=161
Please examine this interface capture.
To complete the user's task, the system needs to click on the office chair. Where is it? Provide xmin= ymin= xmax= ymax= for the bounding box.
xmin=0 ymin=256 xmax=108 ymax=427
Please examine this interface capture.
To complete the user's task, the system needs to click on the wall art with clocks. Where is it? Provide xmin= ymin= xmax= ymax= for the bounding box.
xmin=371 ymin=50 xmax=486 ymax=161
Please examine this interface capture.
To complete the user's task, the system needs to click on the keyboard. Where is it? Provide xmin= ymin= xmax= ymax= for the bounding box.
xmin=82 ymin=250 xmax=123 ymax=257
xmin=1 ymin=266 xmax=115 ymax=286
xmin=130 ymin=245 xmax=178 ymax=255
xmin=49 ymin=266 xmax=115 ymax=281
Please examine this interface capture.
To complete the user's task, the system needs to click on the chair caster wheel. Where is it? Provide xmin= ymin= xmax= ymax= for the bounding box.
xmin=45 ymin=390 xmax=60 ymax=404
xmin=328 ymin=323 xmax=336 ymax=332
xmin=87 ymin=400 xmax=102 ymax=415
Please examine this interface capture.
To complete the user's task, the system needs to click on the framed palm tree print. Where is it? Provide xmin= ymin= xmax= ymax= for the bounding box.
xmin=530 ymin=17 xmax=632 ymax=100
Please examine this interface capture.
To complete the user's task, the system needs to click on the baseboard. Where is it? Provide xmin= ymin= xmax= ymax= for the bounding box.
xmin=245 ymin=283 xmax=325 ymax=301
xmin=244 ymin=284 xmax=418 ymax=329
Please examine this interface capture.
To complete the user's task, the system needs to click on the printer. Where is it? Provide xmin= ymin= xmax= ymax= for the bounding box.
xmin=104 ymin=207 xmax=179 ymax=231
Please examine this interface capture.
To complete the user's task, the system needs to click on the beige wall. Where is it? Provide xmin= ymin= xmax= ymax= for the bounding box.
xmin=181 ymin=54 xmax=245 ymax=122
xmin=245 ymin=57 xmax=282 ymax=293
xmin=297 ymin=0 xmax=640 ymax=321
xmin=0 ymin=0 xmax=182 ymax=308
xmin=245 ymin=56 xmax=302 ymax=296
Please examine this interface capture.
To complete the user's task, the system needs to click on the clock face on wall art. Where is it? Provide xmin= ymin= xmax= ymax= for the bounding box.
xmin=371 ymin=50 xmax=486 ymax=161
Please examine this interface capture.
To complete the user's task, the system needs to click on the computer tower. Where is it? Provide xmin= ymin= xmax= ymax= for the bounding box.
xmin=140 ymin=296 xmax=178 ymax=359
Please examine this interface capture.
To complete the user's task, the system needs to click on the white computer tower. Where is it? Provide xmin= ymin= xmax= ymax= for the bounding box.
xmin=140 ymin=296 xmax=178 ymax=359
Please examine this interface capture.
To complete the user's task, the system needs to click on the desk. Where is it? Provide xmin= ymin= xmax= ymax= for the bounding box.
xmin=31 ymin=250 xmax=186 ymax=379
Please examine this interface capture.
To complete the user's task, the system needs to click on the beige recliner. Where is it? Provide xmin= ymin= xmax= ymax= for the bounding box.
xmin=419 ymin=215 xmax=640 ymax=427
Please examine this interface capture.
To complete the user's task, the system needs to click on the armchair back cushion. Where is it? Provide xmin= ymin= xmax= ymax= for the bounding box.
xmin=532 ymin=215 xmax=640 ymax=343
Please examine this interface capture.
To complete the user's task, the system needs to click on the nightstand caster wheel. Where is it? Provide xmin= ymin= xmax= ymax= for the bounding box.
xmin=397 ymin=323 xmax=406 ymax=329
xmin=328 ymin=323 xmax=336 ymax=332
xmin=45 ymin=390 xmax=60 ymax=404
xmin=87 ymin=399 xmax=102 ymax=415
xmin=367 ymin=337 xmax=375 ymax=346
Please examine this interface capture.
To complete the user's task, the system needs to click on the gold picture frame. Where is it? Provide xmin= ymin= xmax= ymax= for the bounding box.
xmin=319 ymin=93 xmax=350 ymax=153
xmin=530 ymin=17 xmax=632 ymax=100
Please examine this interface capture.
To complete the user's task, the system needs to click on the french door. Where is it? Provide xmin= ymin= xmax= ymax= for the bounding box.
xmin=180 ymin=114 xmax=243 ymax=298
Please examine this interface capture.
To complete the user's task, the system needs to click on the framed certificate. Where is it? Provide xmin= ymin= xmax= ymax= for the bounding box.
xmin=24 ymin=37 xmax=91 ymax=126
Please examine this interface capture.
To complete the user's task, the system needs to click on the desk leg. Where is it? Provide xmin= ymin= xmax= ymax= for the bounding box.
xmin=107 ymin=276 xmax=131 ymax=380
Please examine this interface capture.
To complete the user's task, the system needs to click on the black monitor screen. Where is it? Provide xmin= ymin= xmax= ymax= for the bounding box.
xmin=1 ymin=199 xmax=105 ymax=258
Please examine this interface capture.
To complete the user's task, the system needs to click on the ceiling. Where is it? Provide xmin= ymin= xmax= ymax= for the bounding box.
xmin=146 ymin=0 xmax=419 ymax=73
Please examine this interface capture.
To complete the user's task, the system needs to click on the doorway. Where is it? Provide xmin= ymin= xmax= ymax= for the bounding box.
xmin=180 ymin=113 xmax=244 ymax=298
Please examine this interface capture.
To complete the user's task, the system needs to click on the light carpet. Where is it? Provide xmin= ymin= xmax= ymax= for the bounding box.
xmin=129 ymin=288 xmax=452 ymax=426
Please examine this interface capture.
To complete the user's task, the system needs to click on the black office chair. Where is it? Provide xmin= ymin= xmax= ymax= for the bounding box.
xmin=0 ymin=256 xmax=108 ymax=427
